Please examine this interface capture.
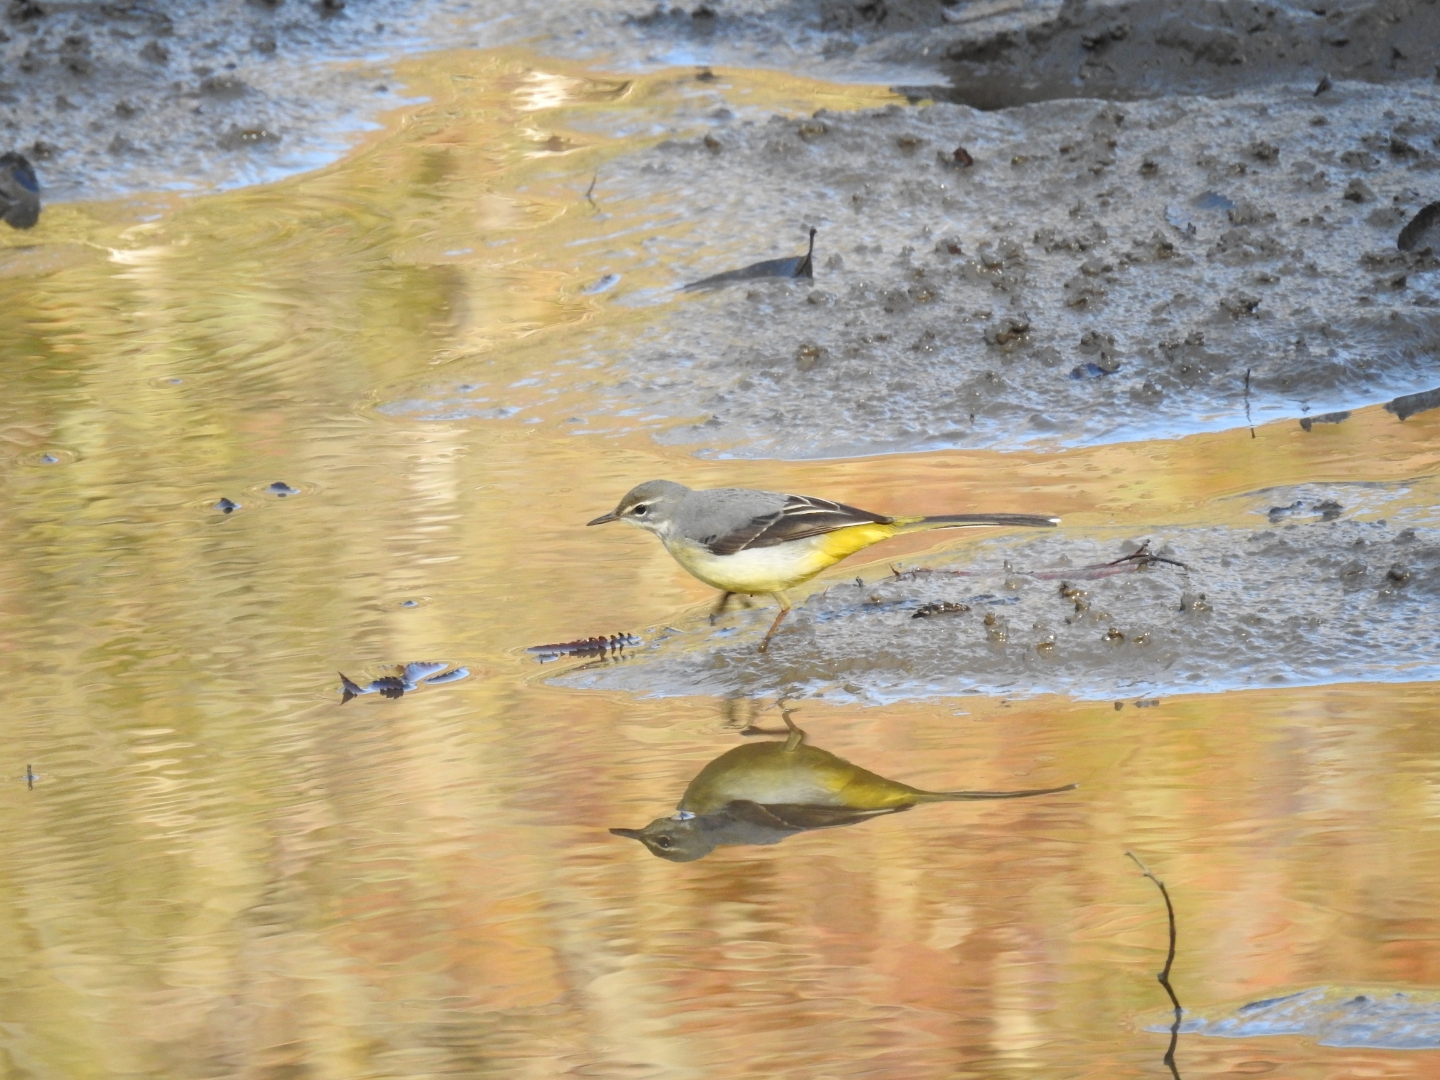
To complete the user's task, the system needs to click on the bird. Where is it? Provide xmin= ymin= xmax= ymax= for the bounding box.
xmin=0 ymin=152 xmax=40 ymax=230
xmin=587 ymin=479 xmax=1059 ymax=651
xmin=610 ymin=713 xmax=1076 ymax=862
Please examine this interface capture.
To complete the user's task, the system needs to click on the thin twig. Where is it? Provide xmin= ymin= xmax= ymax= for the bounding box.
xmin=1244 ymin=367 xmax=1255 ymax=439
xmin=890 ymin=541 xmax=1188 ymax=583
xmin=1126 ymin=851 xmax=1183 ymax=1080
xmin=584 ymin=172 xmax=598 ymax=209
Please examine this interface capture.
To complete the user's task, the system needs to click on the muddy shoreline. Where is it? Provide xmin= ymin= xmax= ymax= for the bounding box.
xmin=5 ymin=1 xmax=1439 ymax=200
xmin=558 ymin=479 xmax=1440 ymax=703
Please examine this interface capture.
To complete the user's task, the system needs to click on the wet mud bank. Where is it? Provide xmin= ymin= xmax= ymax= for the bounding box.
xmin=0 ymin=0 xmax=445 ymax=198
xmin=557 ymin=483 xmax=1440 ymax=702
xmin=9 ymin=0 xmax=1439 ymax=200
xmin=515 ymin=78 xmax=1440 ymax=457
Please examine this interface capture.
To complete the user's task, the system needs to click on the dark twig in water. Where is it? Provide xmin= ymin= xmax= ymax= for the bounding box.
xmin=1102 ymin=540 xmax=1189 ymax=572
xmin=528 ymin=633 xmax=640 ymax=661
xmin=1126 ymin=851 xmax=1183 ymax=1080
xmin=25 ymin=764 xmax=36 ymax=790
xmin=584 ymin=172 xmax=598 ymax=210
xmin=1244 ymin=367 xmax=1255 ymax=439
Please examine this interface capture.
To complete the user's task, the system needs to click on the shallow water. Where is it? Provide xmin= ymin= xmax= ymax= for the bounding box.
xmin=3 ymin=47 xmax=1440 ymax=1080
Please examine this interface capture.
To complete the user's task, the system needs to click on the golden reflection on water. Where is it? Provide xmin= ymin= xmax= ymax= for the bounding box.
xmin=1 ymin=47 xmax=1439 ymax=1080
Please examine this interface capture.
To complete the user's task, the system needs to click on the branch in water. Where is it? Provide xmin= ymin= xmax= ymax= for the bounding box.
xmin=1126 ymin=851 xmax=1183 ymax=1080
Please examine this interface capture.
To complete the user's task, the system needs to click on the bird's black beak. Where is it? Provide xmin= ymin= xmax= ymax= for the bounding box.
xmin=609 ymin=827 xmax=644 ymax=840
xmin=587 ymin=511 xmax=619 ymax=526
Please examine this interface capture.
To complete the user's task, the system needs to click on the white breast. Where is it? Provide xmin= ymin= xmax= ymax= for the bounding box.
xmin=661 ymin=535 xmax=831 ymax=594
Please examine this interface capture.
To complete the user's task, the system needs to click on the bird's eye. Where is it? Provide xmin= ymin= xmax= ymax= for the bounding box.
xmin=632 ymin=504 xmax=649 ymax=516
xmin=655 ymin=836 xmax=672 ymax=848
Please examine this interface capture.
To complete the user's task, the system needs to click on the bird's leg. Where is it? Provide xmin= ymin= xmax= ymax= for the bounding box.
xmin=779 ymin=702 xmax=806 ymax=751
xmin=758 ymin=592 xmax=792 ymax=653
xmin=709 ymin=591 xmax=735 ymax=624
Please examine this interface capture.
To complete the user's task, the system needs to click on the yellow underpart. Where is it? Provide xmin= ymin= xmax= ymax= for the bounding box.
xmin=663 ymin=521 xmax=902 ymax=595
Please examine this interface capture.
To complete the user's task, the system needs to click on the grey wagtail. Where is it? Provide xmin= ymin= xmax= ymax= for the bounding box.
xmin=587 ymin=480 xmax=1060 ymax=651
xmin=611 ymin=712 xmax=1076 ymax=861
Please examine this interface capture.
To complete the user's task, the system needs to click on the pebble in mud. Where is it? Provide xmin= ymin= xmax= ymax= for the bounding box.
xmin=406 ymin=81 xmax=1440 ymax=457
xmin=556 ymin=492 xmax=1440 ymax=703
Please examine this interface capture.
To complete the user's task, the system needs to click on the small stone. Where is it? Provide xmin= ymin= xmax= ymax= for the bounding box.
xmin=1344 ymin=178 xmax=1375 ymax=203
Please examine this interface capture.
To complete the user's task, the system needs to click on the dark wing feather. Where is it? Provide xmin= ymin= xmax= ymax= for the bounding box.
xmin=723 ymin=800 xmax=910 ymax=831
xmin=704 ymin=494 xmax=893 ymax=555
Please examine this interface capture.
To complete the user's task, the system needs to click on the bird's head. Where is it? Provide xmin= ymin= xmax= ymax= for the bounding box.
xmin=587 ymin=479 xmax=691 ymax=537
xmin=609 ymin=814 xmax=717 ymax=862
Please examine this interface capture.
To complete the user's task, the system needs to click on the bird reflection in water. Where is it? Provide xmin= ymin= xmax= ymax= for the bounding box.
xmin=611 ymin=710 xmax=1077 ymax=861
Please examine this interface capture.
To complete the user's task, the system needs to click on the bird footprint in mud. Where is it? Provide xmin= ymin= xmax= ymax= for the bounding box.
xmin=337 ymin=661 xmax=470 ymax=702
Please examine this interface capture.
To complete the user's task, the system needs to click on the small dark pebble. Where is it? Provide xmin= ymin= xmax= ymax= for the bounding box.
xmin=266 ymin=481 xmax=300 ymax=496
xmin=1134 ymin=698 xmax=1160 ymax=708
xmin=1314 ymin=73 xmax=1332 ymax=95
xmin=1315 ymin=499 xmax=1343 ymax=521
xmin=951 ymin=146 xmax=974 ymax=167
xmin=1070 ymin=361 xmax=1119 ymax=379
xmin=39 ymin=453 xmax=59 ymax=464
xmin=0 ymin=150 xmax=41 ymax=230
xmin=399 ymin=599 xmax=419 ymax=608
xmin=214 ymin=497 xmax=239 ymax=514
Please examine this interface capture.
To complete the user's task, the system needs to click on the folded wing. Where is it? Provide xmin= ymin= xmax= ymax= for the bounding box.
xmin=703 ymin=494 xmax=894 ymax=555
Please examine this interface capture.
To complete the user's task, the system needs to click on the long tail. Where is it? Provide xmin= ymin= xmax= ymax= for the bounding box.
xmin=894 ymin=512 xmax=1060 ymax=533
xmin=919 ymin=782 xmax=1078 ymax=802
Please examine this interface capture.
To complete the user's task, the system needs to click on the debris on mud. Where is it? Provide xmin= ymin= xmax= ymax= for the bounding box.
xmin=1385 ymin=386 xmax=1440 ymax=421
xmin=1156 ymin=986 xmax=1440 ymax=1050
xmin=1299 ymin=410 xmax=1351 ymax=432
xmin=911 ymin=600 xmax=970 ymax=619
xmin=682 ymin=227 xmax=816 ymax=291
